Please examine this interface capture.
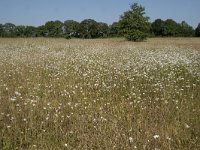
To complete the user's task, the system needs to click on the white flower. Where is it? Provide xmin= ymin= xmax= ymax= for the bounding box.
xmin=64 ymin=143 xmax=68 ymax=147
xmin=166 ymin=137 xmax=172 ymax=141
xmin=185 ymin=123 xmax=190 ymax=128
xmin=129 ymin=137 xmax=133 ymax=143
xmin=15 ymin=91 xmax=21 ymax=96
xmin=153 ymin=135 xmax=160 ymax=139
xmin=10 ymin=97 xmax=16 ymax=101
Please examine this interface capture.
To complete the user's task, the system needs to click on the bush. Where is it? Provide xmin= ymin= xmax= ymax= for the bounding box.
xmin=125 ymin=30 xmax=148 ymax=41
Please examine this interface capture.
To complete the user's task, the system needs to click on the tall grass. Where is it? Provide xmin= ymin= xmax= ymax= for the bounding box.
xmin=0 ymin=38 xmax=199 ymax=149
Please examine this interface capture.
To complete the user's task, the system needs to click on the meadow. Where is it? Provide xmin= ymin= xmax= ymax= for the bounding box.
xmin=0 ymin=38 xmax=199 ymax=149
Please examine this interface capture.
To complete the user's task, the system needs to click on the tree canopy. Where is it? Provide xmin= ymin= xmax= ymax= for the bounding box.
xmin=151 ymin=19 xmax=195 ymax=37
xmin=0 ymin=2 xmax=198 ymax=40
xmin=119 ymin=3 xmax=150 ymax=41
xmin=78 ymin=19 xmax=100 ymax=39
xmin=63 ymin=20 xmax=79 ymax=38
xmin=195 ymin=23 xmax=200 ymax=37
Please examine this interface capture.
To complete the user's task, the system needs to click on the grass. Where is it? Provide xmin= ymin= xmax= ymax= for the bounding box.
xmin=0 ymin=38 xmax=199 ymax=149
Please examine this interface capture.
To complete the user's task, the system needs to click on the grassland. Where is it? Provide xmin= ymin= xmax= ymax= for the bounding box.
xmin=0 ymin=38 xmax=199 ymax=149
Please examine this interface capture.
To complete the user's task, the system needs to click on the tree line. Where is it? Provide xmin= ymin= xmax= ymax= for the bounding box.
xmin=0 ymin=3 xmax=200 ymax=41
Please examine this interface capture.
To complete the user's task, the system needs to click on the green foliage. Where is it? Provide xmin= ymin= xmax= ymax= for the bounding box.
xmin=78 ymin=19 xmax=99 ymax=39
xmin=44 ymin=21 xmax=64 ymax=37
xmin=3 ymin=23 xmax=17 ymax=37
xmin=151 ymin=19 xmax=164 ymax=36
xmin=0 ymin=23 xmax=36 ymax=37
xmin=15 ymin=25 xmax=26 ymax=37
xmin=0 ymin=2 xmax=197 ymax=39
xmin=109 ymin=22 xmax=121 ymax=37
xmin=36 ymin=25 xmax=47 ymax=37
xmin=24 ymin=26 xmax=37 ymax=37
xmin=97 ymin=22 xmax=109 ymax=38
xmin=64 ymin=20 xmax=79 ymax=38
xmin=151 ymin=19 xmax=194 ymax=37
xmin=179 ymin=21 xmax=194 ymax=37
xmin=0 ymin=24 xmax=4 ymax=37
xmin=195 ymin=23 xmax=200 ymax=37
xmin=162 ymin=19 xmax=180 ymax=36
xmin=119 ymin=3 xmax=150 ymax=41
xmin=124 ymin=30 xmax=148 ymax=41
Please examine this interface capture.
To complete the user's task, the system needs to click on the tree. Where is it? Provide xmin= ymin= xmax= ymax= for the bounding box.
xmin=0 ymin=24 xmax=4 ymax=37
xmin=63 ymin=20 xmax=79 ymax=38
xmin=15 ymin=25 xmax=26 ymax=37
xmin=78 ymin=19 xmax=99 ymax=39
xmin=162 ymin=19 xmax=179 ymax=36
xmin=36 ymin=25 xmax=47 ymax=37
xmin=24 ymin=26 xmax=36 ymax=37
xmin=109 ymin=22 xmax=121 ymax=37
xmin=44 ymin=20 xmax=63 ymax=37
xmin=195 ymin=23 xmax=200 ymax=37
xmin=151 ymin=19 xmax=194 ymax=37
xmin=151 ymin=19 xmax=164 ymax=36
xmin=119 ymin=3 xmax=150 ymax=41
xmin=3 ymin=23 xmax=17 ymax=37
xmin=97 ymin=22 xmax=109 ymax=38
xmin=178 ymin=21 xmax=194 ymax=37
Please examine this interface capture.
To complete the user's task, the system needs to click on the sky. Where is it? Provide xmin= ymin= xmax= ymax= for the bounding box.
xmin=0 ymin=0 xmax=199 ymax=28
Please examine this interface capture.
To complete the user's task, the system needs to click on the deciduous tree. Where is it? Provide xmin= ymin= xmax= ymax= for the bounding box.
xmin=78 ymin=19 xmax=99 ymax=39
xmin=64 ymin=20 xmax=79 ymax=38
xmin=151 ymin=19 xmax=164 ymax=36
xmin=119 ymin=3 xmax=150 ymax=41
xmin=195 ymin=23 xmax=200 ymax=37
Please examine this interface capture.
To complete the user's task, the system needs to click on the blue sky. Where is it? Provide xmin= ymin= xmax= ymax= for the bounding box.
xmin=0 ymin=0 xmax=199 ymax=28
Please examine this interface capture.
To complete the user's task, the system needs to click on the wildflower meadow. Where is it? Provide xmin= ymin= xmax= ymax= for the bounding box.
xmin=0 ymin=38 xmax=199 ymax=149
